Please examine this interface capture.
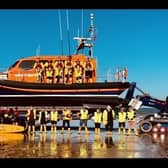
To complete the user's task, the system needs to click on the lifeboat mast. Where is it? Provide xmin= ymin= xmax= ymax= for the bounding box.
xmin=74 ymin=13 xmax=95 ymax=57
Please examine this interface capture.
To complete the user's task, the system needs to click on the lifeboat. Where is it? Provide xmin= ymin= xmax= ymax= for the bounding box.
xmin=0 ymin=13 xmax=130 ymax=107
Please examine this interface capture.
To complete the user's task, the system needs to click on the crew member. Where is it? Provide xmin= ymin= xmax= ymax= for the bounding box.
xmin=74 ymin=59 xmax=84 ymax=83
xmin=64 ymin=60 xmax=73 ymax=84
xmin=39 ymin=108 xmax=48 ymax=133
xmin=61 ymin=107 xmax=72 ymax=134
xmin=102 ymin=105 xmax=115 ymax=135
xmin=50 ymin=107 xmax=58 ymax=132
xmin=43 ymin=60 xmax=49 ymax=82
xmin=54 ymin=60 xmax=64 ymax=84
xmin=127 ymin=106 xmax=138 ymax=136
xmin=118 ymin=107 xmax=127 ymax=135
xmin=46 ymin=66 xmax=54 ymax=84
xmin=94 ymin=108 xmax=102 ymax=134
xmin=34 ymin=60 xmax=44 ymax=83
xmin=84 ymin=58 xmax=93 ymax=83
xmin=78 ymin=106 xmax=89 ymax=134
xmin=26 ymin=106 xmax=36 ymax=133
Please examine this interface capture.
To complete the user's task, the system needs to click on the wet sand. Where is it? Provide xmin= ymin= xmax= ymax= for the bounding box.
xmin=0 ymin=130 xmax=168 ymax=158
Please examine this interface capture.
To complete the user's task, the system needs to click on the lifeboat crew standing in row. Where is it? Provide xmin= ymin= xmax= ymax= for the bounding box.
xmin=127 ymin=106 xmax=138 ymax=136
xmin=94 ymin=108 xmax=102 ymax=134
xmin=74 ymin=59 xmax=84 ymax=83
xmin=103 ymin=105 xmax=115 ymax=135
xmin=26 ymin=106 xmax=36 ymax=133
xmin=64 ymin=60 xmax=73 ymax=84
xmin=118 ymin=107 xmax=127 ymax=135
xmin=61 ymin=107 xmax=72 ymax=134
xmin=39 ymin=108 xmax=48 ymax=133
xmin=50 ymin=107 xmax=58 ymax=132
xmin=78 ymin=106 xmax=89 ymax=134
xmin=84 ymin=58 xmax=93 ymax=83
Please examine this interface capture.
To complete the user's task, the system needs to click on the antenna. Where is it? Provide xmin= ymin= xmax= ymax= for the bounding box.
xmin=58 ymin=10 xmax=64 ymax=56
xmin=66 ymin=10 xmax=71 ymax=56
xmin=89 ymin=13 xmax=95 ymax=57
xmin=36 ymin=44 xmax=40 ymax=56
xmin=81 ymin=9 xmax=83 ymax=37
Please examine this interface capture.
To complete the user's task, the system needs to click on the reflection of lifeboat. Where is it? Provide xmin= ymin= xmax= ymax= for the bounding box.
xmin=0 ymin=13 xmax=131 ymax=107
xmin=0 ymin=124 xmax=25 ymax=134
xmin=0 ymin=133 xmax=24 ymax=143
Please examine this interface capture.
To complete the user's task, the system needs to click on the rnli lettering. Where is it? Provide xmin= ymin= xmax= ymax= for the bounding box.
xmin=14 ymin=74 xmax=36 ymax=77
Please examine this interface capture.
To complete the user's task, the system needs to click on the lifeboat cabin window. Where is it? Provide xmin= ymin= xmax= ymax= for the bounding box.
xmin=18 ymin=60 xmax=36 ymax=70
xmin=8 ymin=60 xmax=19 ymax=70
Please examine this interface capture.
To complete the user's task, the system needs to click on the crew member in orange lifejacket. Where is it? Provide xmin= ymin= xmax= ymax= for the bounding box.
xmin=74 ymin=59 xmax=84 ymax=83
xmin=84 ymin=58 xmax=93 ymax=83
xmin=26 ymin=106 xmax=36 ymax=133
xmin=54 ymin=60 xmax=64 ymax=84
xmin=64 ymin=59 xmax=73 ymax=84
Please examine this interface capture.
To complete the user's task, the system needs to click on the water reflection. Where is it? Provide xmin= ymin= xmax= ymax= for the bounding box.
xmin=152 ymin=132 xmax=168 ymax=144
xmin=0 ymin=133 xmax=25 ymax=145
xmin=77 ymin=133 xmax=89 ymax=143
xmin=0 ymin=131 xmax=168 ymax=158
xmin=49 ymin=133 xmax=58 ymax=156
xmin=77 ymin=133 xmax=92 ymax=157
xmin=139 ymin=133 xmax=153 ymax=145
xmin=57 ymin=133 xmax=72 ymax=158
xmin=117 ymin=135 xmax=126 ymax=150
